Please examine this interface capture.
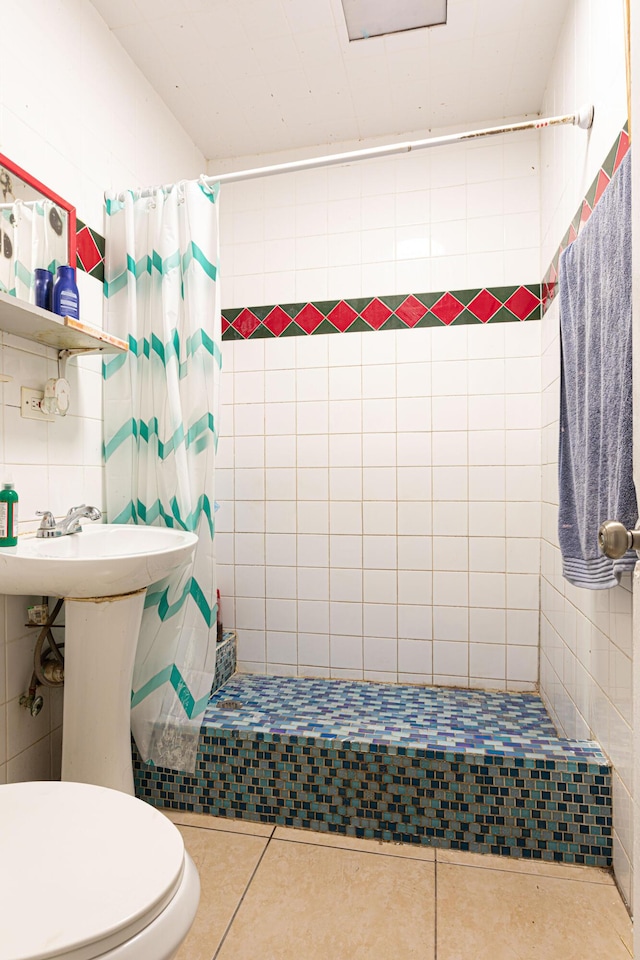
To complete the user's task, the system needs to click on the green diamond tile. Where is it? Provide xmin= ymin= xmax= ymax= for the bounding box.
xmin=379 ymin=315 xmax=408 ymax=331
xmin=89 ymin=261 xmax=104 ymax=282
xmin=585 ymin=175 xmax=599 ymax=209
xmin=602 ymin=140 xmax=619 ymax=179
xmin=346 ymin=317 xmax=371 ymax=333
xmin=222 ymin=327 xmax=243 ymax=341
xmin=451 ymin=288 xmax=482 ymax=307
xmin=76 ymin=217 xmax=86 ymax=232
xmin=414 ymin=292 xmax=441 ymax=309
xmin=490 ymin=306 xmax=527 ymax=324
xmin=571 ymin=206 xmax=582 ymax=234
xmin=248 ymin=324 xmax=274 ymax=338
xmin=251 ymin=304 xmax=275 ymax=321
xmin=282 ymin=302 xmax=307 ymax=319
xmin=451 ymin=309 xmax=483 ymax=325
xmin=379 ymin=294 xmax=407 ymax=311
xmin=222 ymin=308 xmax=243 ymax=322
xmin=313 ymin=320 xmax=340 ymax=336
xmin=346 ymin=297 xmax=375 ymax=315
xmin=312 ymin=299 xmax=340 ymax=317
xmin=90 ymin=227 xmax=105 ymax=257
xmin=493 ymin=285 xmax=519 ymax=302
xmin=415 ymin=315 xmax=442 ymax=328
xmin=280 ymin=321 xmax=306 ymax=337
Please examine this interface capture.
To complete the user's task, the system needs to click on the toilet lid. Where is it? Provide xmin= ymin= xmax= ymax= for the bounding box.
xmin=0 ymin=781 xmax=186 ymax=960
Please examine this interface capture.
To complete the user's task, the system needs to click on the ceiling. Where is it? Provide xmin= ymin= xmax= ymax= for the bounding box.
xmin=89 ymin=0 xmax=571 ymax=163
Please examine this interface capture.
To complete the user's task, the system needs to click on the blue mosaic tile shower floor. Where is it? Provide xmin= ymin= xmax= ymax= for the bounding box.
xmin=205 ymin=675 xmax=607 ymax=763
xmin=134 ymin=674 xmax=612 ymax=866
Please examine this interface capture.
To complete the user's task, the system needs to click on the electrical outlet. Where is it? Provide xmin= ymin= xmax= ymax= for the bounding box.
xmin=21 ymin=387 xmax=54 ymax=422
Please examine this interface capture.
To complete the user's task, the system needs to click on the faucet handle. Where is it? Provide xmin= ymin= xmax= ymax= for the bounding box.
xmin=36 ymin=510 xmax=56 ymax=528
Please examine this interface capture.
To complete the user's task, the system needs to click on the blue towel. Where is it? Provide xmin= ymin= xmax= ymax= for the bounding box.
xmin=558 ymin=149 xmax=637 ymax=588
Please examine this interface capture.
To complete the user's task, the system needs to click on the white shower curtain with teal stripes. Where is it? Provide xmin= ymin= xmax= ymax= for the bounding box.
xmin=103 ymin=180 xmax=221 ymax=774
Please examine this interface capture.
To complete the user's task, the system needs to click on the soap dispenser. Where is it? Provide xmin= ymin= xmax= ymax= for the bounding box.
xmin=0 ymin=481 xmax=18 ymax=547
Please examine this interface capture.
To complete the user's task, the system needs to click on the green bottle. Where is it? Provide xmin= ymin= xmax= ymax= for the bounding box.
xmin=0 ymin=482 xmax=18 ymax=547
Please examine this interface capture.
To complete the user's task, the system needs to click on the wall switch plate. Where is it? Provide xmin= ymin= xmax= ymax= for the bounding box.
xmin=21 ymin=387 xmax=54 ymax=422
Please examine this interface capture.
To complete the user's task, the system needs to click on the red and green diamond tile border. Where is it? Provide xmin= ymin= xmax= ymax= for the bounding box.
xmin=221 ymin=283 xmax=542 ymax=340
xmin=76 ymin=218 xmax=105 ymax=282
xmin=542 ymin=124 xmax=629 ymax=313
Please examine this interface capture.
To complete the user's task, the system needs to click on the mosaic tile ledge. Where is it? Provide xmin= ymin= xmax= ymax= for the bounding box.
xmin=134 ymin=675 xmax=612 ymax=867
xmin=204 ymin=676 xmax=607 ymax=763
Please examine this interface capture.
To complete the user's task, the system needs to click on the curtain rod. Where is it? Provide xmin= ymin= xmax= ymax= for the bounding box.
xmin=120 ymin=105 xmax=594 ymax=199
xmin=205 ymin=105 xmax=594 ymax=187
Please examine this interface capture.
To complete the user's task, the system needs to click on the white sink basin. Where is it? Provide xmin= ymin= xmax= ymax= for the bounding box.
xmin=0 ymin=523 xmax=198 ymax=598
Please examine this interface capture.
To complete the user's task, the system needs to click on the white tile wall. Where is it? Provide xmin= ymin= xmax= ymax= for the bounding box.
xmin=0 ymin=0 xmax=205 ymax=784
xmin=217 ymin=125 xmax=541 ymax=311
xmin=219 ymin=322 xmax=541 ymax=690
xmin=538 ymin=0 xmax=631 ymax=909
xmin=216 ymin=120 xmax=542 ymax=690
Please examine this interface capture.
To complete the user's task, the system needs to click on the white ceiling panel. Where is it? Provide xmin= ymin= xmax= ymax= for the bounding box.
xmin=88 ymin=0 xmax=571 ymax=162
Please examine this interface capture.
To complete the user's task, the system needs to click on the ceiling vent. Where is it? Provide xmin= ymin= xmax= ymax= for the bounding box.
xmin=341 ymin=0 xmax=447 ymax=41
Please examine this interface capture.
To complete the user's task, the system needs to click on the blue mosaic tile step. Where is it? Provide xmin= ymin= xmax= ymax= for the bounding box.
xmin=204 ymin=675 xmax=606 ymax=763
xmin=134 ymin=675 xmax=612 ymax=867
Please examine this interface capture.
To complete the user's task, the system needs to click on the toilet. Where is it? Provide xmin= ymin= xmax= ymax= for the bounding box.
xmin=0 ymin=781 xmax=200 ymax=960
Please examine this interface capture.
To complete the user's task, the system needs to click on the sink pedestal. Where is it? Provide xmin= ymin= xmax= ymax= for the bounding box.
xmin=0 ymin=523 xmax=198 ymax=795
xmin=61 ymin=589 xmax=146 ymax=796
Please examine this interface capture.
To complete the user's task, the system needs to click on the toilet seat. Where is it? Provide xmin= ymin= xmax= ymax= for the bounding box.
xmin=0 ymin=781 xmax=191 ymax=960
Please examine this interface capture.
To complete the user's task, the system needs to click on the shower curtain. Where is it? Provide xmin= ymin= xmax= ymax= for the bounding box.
xmin=103 ymin=180 xmax=222 ymax=773
xmin=0 ymin=199 xmax=67 ymax=299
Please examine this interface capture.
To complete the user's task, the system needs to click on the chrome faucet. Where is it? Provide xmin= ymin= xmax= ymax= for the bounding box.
xmin=36 ymin=505 xmax=102 ymax=538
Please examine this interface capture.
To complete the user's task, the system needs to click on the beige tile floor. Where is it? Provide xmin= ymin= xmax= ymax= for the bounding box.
xmin=165 ymin=810 xmax=633 ymax=960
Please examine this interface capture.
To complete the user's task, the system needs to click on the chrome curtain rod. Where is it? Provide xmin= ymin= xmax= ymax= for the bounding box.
xmin=120 ymin=105 xmax=594 ymax=199
xmin=205 ymin=105 xmax=594 ymax=187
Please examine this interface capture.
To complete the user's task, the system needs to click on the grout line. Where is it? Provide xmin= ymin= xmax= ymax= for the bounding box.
xmin=170 ymin=814 xmax=276 ymax=841
xmin=434 ymin=851 xmax=438 ymax=960
xmin=435 ymin=850 xmax=614 ymax=886
xmin=212 ymin=830 xmax=274 ymax=960
xmin=271 ymin=832 xmax=436 ymax=864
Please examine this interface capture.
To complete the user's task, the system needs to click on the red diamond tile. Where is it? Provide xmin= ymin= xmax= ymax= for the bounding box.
xmin=231 ymin=308 xmax=261 ymax=339
xmin=568 ymin=223 xmax=578 ymax=244
xmin=505 ymin=286 xmax=540 ymax=321
xmin=221 ymin=316 xmax=230 ymax=335
xmin=263 ymin=306 xmax=292 ymax=337
xmin=294 ymin=303 xmax=324 ymax=334
xmin=396 ymin=295 xmax=428 ymax=327
xmin=361 ymin=298 xmax=392 ymax=330
xmin=467 ymin=289 xmax=501 ymax=324
xmin=613 ymin=130 xmax=630 ymax=173
xmin=328 ymin=301 xmax=358 ymax=332
xmin=579 ymin=199 xmax=592 ymax=230
xmin=430 ymin=292 xmax=464 ymax=326
xmin=76 ymin=226 xmax=102 ymax=272
xmin=594 ymin=169 xmax=611 ymax=207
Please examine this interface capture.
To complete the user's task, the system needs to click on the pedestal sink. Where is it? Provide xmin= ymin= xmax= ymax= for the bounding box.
xmin=0 ymin=524 xmax=197 ymax=794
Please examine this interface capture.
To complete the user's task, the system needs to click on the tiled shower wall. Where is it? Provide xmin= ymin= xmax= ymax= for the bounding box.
xmin=217 ymin=324 xmax=541 ymax=687
xmin=537 ymin=1 xmax=632 ymax=906
xmin=0 ymin=0 xmax=205 ymax=785
xmin=214 ymin=128 xmax=543 ymax=688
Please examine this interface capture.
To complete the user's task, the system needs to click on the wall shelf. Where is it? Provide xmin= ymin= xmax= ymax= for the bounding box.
xmin=0 ymin=289 xmax=127 ymax=355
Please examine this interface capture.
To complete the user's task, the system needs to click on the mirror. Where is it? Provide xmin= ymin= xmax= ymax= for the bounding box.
xmin=0 ymin=152 xmax=76 ymax=307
